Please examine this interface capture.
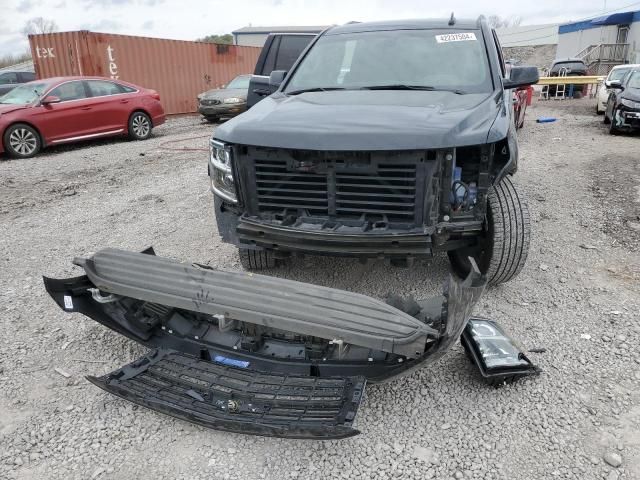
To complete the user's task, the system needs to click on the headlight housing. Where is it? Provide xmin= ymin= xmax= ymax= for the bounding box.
xmin=223 ymin=97 xmax=243 ymax=104
xmin=620 ymin=98 xmax=640 ymax=109
xmin=209 ymin=139 xmax=237 ymax=203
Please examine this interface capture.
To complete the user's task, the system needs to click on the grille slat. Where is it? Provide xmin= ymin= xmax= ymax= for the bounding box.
xmin=253 ymin=157 xmax=418 ymax=221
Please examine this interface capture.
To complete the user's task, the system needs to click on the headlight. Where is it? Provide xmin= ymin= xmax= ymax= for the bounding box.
xmin=223 ymin=97 xmax=243 ymax=104
xmin=209 ymin=139 xmax=237 ymax=203
xmin=620 ymin=98 xmax=640 ymax=109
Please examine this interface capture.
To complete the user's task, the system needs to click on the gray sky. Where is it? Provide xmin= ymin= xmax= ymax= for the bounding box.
xmin=1 ymin=0 xmax=638 ymax=56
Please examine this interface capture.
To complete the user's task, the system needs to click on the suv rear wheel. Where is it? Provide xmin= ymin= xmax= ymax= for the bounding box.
xmin=448 ymin=176 xmax=530 ymax=286
xmin=239 ymin=248 xmax=276 ymax=270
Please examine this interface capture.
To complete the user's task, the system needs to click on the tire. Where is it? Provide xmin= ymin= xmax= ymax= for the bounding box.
xmin=609 ymin=108 xmax=621 ymax=135
xmin=239 ymin=248 xmax=276 ymax=270
xmin=448 ymin=176 xmax=531 ymax=286
xmin=128 ymin=111 xmax=152 ymax=140
xmin=204 ymin=116 xmax=219 ymax=123
xmin=603 ymin=112 xmax=610 ymax=124
xmin=596 ymin=103 xmax=604 ymax=115
xmin=3 ymin=123 xmax=41 ymax=159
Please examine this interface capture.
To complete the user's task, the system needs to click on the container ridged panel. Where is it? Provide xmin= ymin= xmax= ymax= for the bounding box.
xmin=29 ymin=31 xmax=260 ymax=115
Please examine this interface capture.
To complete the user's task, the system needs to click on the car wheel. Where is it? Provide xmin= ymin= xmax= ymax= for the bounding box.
xmin=448 ymin=176 xmax=531 ymax=286
xmin=205 ymin=116 xmax=219 ymax=123
xmin=3 ymin=123 xmax=41 ymax=159
xmin=238 ymin=248 xmax=276 ymax=270
xmin=596 ymin=103 xmax=604 ymax=115
xmin=128 ymin=111 xmax=152 ymax=140
xmin=603 ymin=111 xmax=611 ymax=124
xmin=609 ymin=109 xmax=621 ymax=135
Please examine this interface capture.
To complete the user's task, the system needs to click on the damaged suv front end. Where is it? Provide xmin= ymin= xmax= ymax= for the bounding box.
xmin=209 ymin=18 xmax=538 ymax=285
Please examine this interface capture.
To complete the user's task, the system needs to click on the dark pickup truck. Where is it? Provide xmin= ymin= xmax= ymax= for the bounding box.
xmin=209 ymin=17 xmax=538 ymax=286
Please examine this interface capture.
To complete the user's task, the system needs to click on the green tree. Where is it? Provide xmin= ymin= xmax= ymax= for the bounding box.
xmin=198 ymin=34 xmax=233 ymax=44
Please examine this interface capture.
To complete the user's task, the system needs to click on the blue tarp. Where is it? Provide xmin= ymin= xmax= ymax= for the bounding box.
xmin=559 ymin=10 xmax=639 ymax=34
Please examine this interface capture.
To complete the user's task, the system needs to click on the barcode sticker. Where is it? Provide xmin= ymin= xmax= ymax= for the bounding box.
xmin=63 ymin=295 xmax=73 ymax=310
xmin=435 ymin=32 xmax=477 ymax=43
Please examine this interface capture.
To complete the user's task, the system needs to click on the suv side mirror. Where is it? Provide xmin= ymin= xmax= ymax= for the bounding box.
xmin=503 ymin=66 xmax=539 ymax=89
xmin=269 ymin=70 xmax=287 ymax=89
xmin=41 ymin=95 xmax=61 ymax=105
xmin=608 ymin=80 xmax=624 ymax=90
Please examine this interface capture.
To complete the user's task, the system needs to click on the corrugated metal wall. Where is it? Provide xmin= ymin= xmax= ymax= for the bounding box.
xmin=28 ymin=31 xmax=261 ymax=115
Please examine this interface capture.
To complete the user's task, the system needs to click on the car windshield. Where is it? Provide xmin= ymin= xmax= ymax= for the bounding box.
xmin=552 ymin=62 xmax=585 ymax=72
xmin=0 ymin=81 xmax=50 ymax=104
xmin=628 ymin=71 xmax=640 ymax=89
xmin=285 ymin=29 xmax=493 ymax=94
xmin=609 ymin=67 xmax=632 ymax=82
xmin=226 ymin=76 xmax=250 ymax=89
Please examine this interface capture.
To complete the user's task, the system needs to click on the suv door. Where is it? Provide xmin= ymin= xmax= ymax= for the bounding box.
xmin=247 ymin=34 xmax=315 ymax=108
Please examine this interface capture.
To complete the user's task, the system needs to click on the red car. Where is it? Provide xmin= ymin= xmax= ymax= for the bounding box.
xmin=0 ymin=76 xmax=165 ymax=158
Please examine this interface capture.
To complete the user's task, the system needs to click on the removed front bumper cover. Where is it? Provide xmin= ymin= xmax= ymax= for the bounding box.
xmin=44 ymin=248 xmax=487 ymax=438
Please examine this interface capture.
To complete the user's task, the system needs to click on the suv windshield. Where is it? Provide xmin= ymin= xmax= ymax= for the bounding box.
xmin=0 ymin=81 xmax=50 ymax=105
xmin=628 ymin=71 xmax=640 ymax=89
xmin=285 ymin=29 xmax=493 ymax=95
xmin=227 ymin=76 xmax=251 ymax=89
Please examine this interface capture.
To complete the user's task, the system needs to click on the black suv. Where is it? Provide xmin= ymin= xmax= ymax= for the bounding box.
xmin=208 ymin=17 xmax=538 ymax=285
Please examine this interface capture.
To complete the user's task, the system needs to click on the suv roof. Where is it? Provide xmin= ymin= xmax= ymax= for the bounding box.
xmin=327 ymin=18 xmax=484 ymax=35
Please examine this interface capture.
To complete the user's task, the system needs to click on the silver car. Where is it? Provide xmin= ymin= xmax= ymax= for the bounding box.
xmin=197 ymin=74 xmax=251 ymax=123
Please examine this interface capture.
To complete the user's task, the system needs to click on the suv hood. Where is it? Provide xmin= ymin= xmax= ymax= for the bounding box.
xmin=214 ymin=90 xmax=503 ymax=150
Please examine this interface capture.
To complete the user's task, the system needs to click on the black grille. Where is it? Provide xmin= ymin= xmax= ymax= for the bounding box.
xmin=335 ymin=164 xmax=416 ymax=220
xmin=90 ymin=350 xmax=365 ymax=438
xmin=254 ymin=159 xmax=329 ymax=215
xmin=253 ymin=158 xmax=418 ymax=222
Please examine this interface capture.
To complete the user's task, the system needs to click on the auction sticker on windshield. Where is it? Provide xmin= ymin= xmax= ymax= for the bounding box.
xmin=435 ymin=32 xmax=477 ymax=43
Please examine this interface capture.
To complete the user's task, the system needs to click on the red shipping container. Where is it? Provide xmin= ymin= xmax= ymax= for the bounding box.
xmin=28 ymin=31 xmax=261 ymax=115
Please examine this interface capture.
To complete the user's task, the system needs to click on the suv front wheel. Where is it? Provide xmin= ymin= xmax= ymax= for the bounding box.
xmin=239 ymin=248 xmax=276 ymax=270
xmin=448 ymin=176 xmax=531 ymax=286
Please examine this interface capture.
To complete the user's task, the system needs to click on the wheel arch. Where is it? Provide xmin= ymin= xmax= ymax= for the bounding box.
xmin=128 ymin=108 xmax=153 ymax=126
xmin=2 ymin=120 xmax=46 ymax=150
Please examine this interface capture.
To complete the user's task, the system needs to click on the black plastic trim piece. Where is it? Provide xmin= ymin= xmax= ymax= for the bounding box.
xmin=89 ymin=349 xmax=365 ymax=439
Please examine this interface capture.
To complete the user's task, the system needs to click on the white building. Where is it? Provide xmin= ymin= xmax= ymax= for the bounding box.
xmin=556 ymin=10 xmax=640 ymax=65
xmin=232 ymin=26 xmax=327 ymax=47
xmin=496 ymin=24 xmax=559 ymax=47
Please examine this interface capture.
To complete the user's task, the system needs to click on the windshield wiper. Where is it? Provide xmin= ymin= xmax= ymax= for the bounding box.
xmin=359 ymin=84 xmax=467 ymax=94
xmin=287 ymin=87 xmax=346 ymax=95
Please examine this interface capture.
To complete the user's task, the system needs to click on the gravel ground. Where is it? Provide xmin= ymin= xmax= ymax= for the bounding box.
xmin=1 ymin=99 xmax=639 ymax=480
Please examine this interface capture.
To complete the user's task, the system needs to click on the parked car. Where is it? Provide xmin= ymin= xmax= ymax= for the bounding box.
xmin=208 ymin=17 xmax=539 ymax=286
xmin=247 ymin=33 xmax=317 ymax=108
xmin=197 ymin=74 xmax=251 ymax=123
xmin=543 ymin=58 xmax=587 ymax=98
xmin=604 ymin=68 xmax=640 ymax=134
xmin=596 ymin=64 xmax=640 ymax=114
xmin=0 ymin=70 xmax=36 ymax=97
xmin=0 ymin=76 xmax=165 ymax=158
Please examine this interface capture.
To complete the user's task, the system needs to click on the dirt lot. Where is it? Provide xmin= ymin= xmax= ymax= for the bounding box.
xmin=1 ymin=98 xmax=639 ymax=480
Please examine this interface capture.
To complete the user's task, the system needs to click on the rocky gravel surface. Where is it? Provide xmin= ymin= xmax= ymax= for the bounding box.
xmin=1 ymin=99 xmax=639 ymax=480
